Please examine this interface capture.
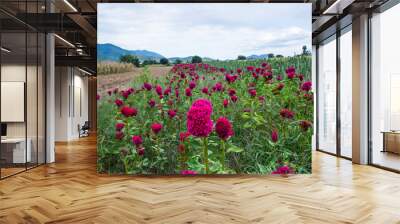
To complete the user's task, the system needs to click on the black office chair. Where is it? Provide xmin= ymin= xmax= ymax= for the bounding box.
xmin=78 ymin=121 xmax=90 ymax=138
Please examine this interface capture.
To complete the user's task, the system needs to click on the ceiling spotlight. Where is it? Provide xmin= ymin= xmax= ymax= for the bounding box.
xmin=63 ymin=0 xmax=78 ymax=12
xmin=1 ymin=47 xmax=11 ymax=53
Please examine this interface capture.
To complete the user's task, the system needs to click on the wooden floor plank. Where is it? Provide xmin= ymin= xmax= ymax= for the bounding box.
xmin=0 ymin=135 xmax=399 ymax=223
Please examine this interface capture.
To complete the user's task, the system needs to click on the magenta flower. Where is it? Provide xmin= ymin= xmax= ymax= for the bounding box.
xmin=231 ymin=95 xmax=238 ymax=102
xmin=187 ymin=99 xmax=213 ymax=137
xmin=215 ymin=117 xmax=234 ymax=141
xmin=223 ymin=99 xmax=229 ymax=108
xmin=280 ymin=108 xmax=295 ymax=119
xmin=151 ymin=123 xmax=163 ymax=134
xmin=143 ymin=82 xmax=152 ymax=91
xmin=276 ymin=83 xmax=285 ymax=91
xmin=214 ymin=82 xmax=223 ymax=92
xmin=96 ymin=94 xmax=100 ymax=100
xmin=276 ymin=75 xmax=283 ymax=81
xmin=189 ymin=81 xmax=196 ymax=89
xmin=164 ymin=87 xmax=171 ymax=96
xmin=179 ymin=131 xmax=191 ymax=142
xmin=115 ymin=131 xmax=124 ymax=140
xmin=120 ymin=106 xmax=137 ymax=117
xmin=148 ymin=99 xmax=156 ymax=108
xmin=181 ymin=170 xmax=197 ymax=175
xmin=155 ymin=84 xmax=163 ymax=95
xmin=286 ymin=66 xmax=296 ymax=79
xmin=137 ymin=147 xmax=145 ymax=156
xmin=248 ymin=89 xmax=257 ymax=97
xmin=228 ymin=88 xmax=236 ymax=96
xmin=299 ymin=120 xmax=312 ymax=131
xmin=271 ymin=130 xmax=278 ymax=143
xmin=168 ymin=109 xmax=177 ymax=119
xmin=272 ymin=165 xmax=294 ymax=174
xmin=115 ymin=122 xmax=125 ymax=131
xmin=301 ymin=81 xmax=312 ymax=92
xmin=132 ymin=135 xmax=143 ymax=146
xmin=185 ymin=88 xmax=192 ymax=97
xmin=202 ymin=87 xmax=209 ymax=94
xmin=115 ymin=99 xmax=123 ymax=107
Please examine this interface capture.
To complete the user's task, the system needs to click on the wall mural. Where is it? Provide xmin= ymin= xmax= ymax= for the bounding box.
xmin=97 ymin=3 xmax=313 ymax=175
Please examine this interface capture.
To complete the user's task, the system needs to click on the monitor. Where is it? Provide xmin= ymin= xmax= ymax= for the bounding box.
xmin=1 ymin=123 xmax=7 ymax=137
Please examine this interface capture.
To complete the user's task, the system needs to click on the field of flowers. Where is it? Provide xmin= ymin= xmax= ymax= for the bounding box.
xmin=97 ymin=56 xmax=313 ymax=175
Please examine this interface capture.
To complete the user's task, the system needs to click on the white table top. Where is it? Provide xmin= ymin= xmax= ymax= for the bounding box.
xmin=1 ymin=138 xmax=29 ymax=143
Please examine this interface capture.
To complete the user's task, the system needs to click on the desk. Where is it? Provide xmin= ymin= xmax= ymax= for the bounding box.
xmin=382 ymin=131 xmax=400 ymax=154
xmin=1 ymin=138 xmax=31 ymax=163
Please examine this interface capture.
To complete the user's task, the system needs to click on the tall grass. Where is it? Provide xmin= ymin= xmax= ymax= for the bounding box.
xmin=97 ymin=61 xmax=135 ymax=75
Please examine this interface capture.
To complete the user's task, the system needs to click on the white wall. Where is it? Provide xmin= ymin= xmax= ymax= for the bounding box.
xmin=54 ymin=67 xmax=89 ymax=141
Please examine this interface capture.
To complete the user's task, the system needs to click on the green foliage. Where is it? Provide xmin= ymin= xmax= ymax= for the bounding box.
xmin=237 ymin=55 xmax=246 ymax=60
xmin=142 ymin=59 xmax=158 ymax=66
xmin=174 ymin=59 xmax=182 ymax=64
xmin=97 ymin=56 xmax=313 ymax=175
xmin=191 ymin=55 xmax=202 ymax=63
xmin=160 ymin=58 xmax=169 ymax=65
xmin=119 ymin=54 xmax=140 ymax=67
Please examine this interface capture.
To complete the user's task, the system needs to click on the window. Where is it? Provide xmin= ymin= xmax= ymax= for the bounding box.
xmin=317 ymin=36 xmax=337 ymax=154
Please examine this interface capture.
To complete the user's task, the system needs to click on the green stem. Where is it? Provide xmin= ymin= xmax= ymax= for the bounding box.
xmin=203 ymin=137 xmax=209 ymax=174
xmin=220 ymin=140 xmax=225 ymax=171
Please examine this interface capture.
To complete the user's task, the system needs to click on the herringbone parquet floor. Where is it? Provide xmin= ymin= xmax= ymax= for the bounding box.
xmin=1 ymin=135 xmax=400 ymax=224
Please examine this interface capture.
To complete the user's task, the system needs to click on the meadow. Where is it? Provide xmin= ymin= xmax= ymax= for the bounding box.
xmin=97 ymin=56 xmax=313 ymax=175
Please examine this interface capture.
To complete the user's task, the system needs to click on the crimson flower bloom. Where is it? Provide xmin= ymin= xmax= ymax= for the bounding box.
xmin=181 ymin=170 xmax=197 ymax=175
xmin=179 ymin=131 xmax=191 ymax=142
xmin=223 ymin=99 xmax=229 ymax=108
xmin=261 ymin=62 xmax=268 ymax=68
xmin=187 ymin=99 xmax=213 ymax=137
xmin=132 ymin=135 xmax=143 ymax=146
xmin=272 ymin=165 xmax=294 ymax=174
xmin=299 ymin=120 xmax=312 ymax=131
xmin=231 ymin=95 xmax=238 ymax=102
xmin=164 ymin=87 xmax=171 ymax=96
xmin=96 ymin=94 xmax=100 ymax=100
xmin=202 ymin=87 xmax=209 ymax=94
xmin=286 ymin=66 xmax=296 ymax=79
xmin=148 ymin=99 xmax=156 ymax=108
xmin=215 ymin=117 xmax=234 ymax=141
xmin=214 ymin=82 xmax=223 ymax=92
xmin=115 ymin=122 xmax=125 ymax=131
xmin=120 ymin=106 xmax=137 ymax=117
xmin=301 ymin=81 xmax=312 ymax=92
xmin=122 ymin=90 xmax=131 ymax=99
xmin=228 ymin=88 xmax=236 ymax=96
xmin=143 ymin=82 xmax=152 ymax=91
xmin=280 ymin=108 xmax=295 ymax=119
xmin=185 ymin=88 xmax=192 ymax=97
xmin=137 ymin=147 xmax=145 ymax=156
xmin=155 ymin=84 xmax=163 ymax=95
xmin=115 ymin=99 xmax=123 ymax=107
xmin=189 ymin=81 xmax=196 ymax=89
xmin=168 ymin=109 xmax=177 ymax=118
xmin=247 ymin=66 xmax=254 ymax=72
xmin=236 ymin=68 xmax=242 ymax=73
xmin=107 ymin=90 xmax=112 ymax=96
xmin=219 ymin=68 xmax=226 ymax=73
xmin=276 ymin=83 xmax=285 ymax=91
xmin=248 ymin=89 xmax=257 ymax=97
xmin=298 ymin=74 xmax=304 ymax=81
xmin=271 ymin=130 xmax=278 ymax=142
xmin=276 ymin=75 xmax=283 ymax=81
xmin=151 ymin=123 xmax=163 ymax=134
xmin=115 ymin=131 xmax=124 ymax=140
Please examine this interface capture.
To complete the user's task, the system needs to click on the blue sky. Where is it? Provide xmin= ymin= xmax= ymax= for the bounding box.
xmin=98 ymin=3 xmax=311 ymax=60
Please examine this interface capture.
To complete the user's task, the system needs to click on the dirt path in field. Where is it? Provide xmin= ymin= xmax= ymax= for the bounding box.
xmin=97 ymin=65 xmax=172 ymax=95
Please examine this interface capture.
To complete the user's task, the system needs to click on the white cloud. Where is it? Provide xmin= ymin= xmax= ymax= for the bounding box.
xmin=98 ymin=3 xmax=311 ymax=59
